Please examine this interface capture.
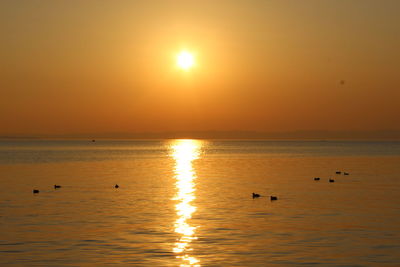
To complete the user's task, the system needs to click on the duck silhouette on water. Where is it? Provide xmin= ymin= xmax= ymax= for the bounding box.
xmin=54 ymin=185 xmax=61 ymax=189
xmin=115 ymin=184 xmax=119 ymax=188
xmin=33 ymin=189 xmax=39 ymax=194
xmin=253 ymin=193 xmax=278 ymax=200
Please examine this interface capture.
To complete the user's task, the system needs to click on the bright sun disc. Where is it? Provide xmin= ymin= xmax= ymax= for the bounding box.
xmin=177 ymin=51 xmax=195 ymax=70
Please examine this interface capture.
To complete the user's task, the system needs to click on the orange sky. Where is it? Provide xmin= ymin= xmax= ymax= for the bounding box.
xmin=1 ymin=0 xmax=399 ymax=137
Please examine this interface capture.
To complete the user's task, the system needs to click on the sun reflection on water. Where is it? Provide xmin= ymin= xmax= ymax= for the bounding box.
xmin=171 ymin=140 xmax=202 ymax=267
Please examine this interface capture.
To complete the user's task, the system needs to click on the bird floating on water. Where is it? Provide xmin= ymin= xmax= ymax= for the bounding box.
xmin=314 ymin=177 xmax=320 ymax=181
xmin=54 ymin=185 xmax=61 ymax=189
xmin=115 ymin=184 xmax=119 ymax=188
xmin=252 ymin=193 xmax=260 ymax=198
xmin=33 ymin=189 xmax=39 ymax=194
xmin=336 ymin=171 xmax=341 ymax=174
xmin=329 ymin=179 xmax=335 ymax=183
xmin=270 ymin=196 xmax=278 ymax=201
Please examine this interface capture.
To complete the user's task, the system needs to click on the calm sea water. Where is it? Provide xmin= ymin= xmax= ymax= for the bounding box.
xmin=0 ymin=140 xmax=399 ymax=266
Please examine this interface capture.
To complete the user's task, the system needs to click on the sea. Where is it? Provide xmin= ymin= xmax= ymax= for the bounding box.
xmin=0 ymin=140 xmax=399 ymax=266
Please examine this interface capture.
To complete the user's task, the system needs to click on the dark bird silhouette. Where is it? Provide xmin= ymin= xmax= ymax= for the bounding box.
xmin=270 ymin=196 xmax=278 ymax=201
xmin=54 ymin=185 xmax=61 ymax=189
xmin=329 ymin=179 xmax=335 ymax=183
xmin=344 ymin=172 xmax=349 ymax=175
xmin=252 ymin=193 xmax=260 ymax=198
xmin=33 ymin=189 xmax=39 ymax=194
xmin=314 ymin=177 xmax=320 ymax=181
xmin=336 ymin=171 xmax=341 ymax=174
xmin=115 ymin=184 xmax=119 ymax=189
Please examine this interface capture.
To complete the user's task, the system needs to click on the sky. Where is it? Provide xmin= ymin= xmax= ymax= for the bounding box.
xmin=1 ymin=0 xmax=399 ymax=137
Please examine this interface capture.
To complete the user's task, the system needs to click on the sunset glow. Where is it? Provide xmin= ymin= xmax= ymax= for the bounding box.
xmin=1 ymin=1 xmax=400 ymax=266
xmin=1 ymin=1 xmax=399 ymax=139
xmin=177 ymin=51 xmax=195 ymax=71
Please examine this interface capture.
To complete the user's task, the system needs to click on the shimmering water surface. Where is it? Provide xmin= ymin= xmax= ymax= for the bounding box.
xmin=0 ymin=140 xmax=400 ymax=266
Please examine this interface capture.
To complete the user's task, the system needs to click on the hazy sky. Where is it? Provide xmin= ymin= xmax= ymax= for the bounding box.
xmin=1 ymin=0 xmax=399 ymax=136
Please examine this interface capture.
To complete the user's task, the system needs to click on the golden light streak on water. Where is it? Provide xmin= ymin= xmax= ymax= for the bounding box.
xmin=171 ymin=140 xmax=202 ymax=267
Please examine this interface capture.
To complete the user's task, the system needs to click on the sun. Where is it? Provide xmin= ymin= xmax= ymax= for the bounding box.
xmin=177 ymin=51 xmax=195 ymax=71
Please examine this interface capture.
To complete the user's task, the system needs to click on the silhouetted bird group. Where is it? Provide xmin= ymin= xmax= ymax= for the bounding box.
xmin=252 ymin=170 xmax=351 ymax=201
xmin=33 ymin=184 xmax=120 ymax=194
xmin=313 ymin=170 xmax=350 ymax=183
xmin=252 ymin=192 xmax=278 ymax=201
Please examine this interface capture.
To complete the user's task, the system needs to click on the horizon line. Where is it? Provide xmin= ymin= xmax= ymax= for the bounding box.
xmin=1 ymin=130 xmax=400 ymax=141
